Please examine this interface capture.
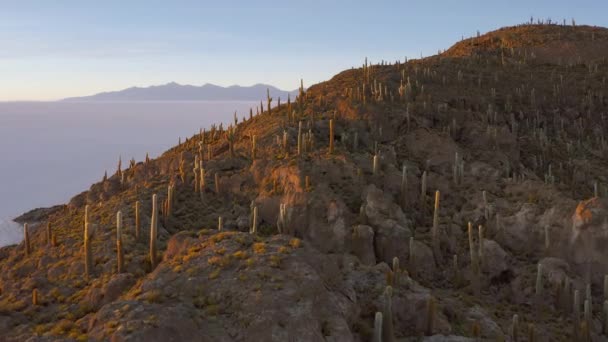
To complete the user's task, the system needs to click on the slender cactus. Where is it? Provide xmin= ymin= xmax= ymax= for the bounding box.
xmin=297 ymin=121 xmax=303 ymax=156
xmin=116 ymin=211 xmax=124 ymax=273
xmin=528 ymin=323 xmax=535 ymax=342
xmin=167 ymin=184 xmax=174 ymax=218
xmin=382 ymin=286 xmax=395 ymax=342
xmin=586 ymin=283 xmax=593 ymax=311
xmin=604 ymin=275 xmax=608 ymax=304
xmin=218 ymin=216 xmax=223 ymax=231
xmin=372 ymin=155 xmax=379 ymax=175
xmin=250 ymin=206 xmax=258 ymax=234
xmin=199 ymin=167 xmax=205 ymax=198
xmin=603 ymin=300 xmax=608 ymax=335
xmin=535 ymin=263 xmax=543 ymax=305
xmin=150 ymin=194 xmax=158 ymax=269
xmin=574 ymin=289 xmax=581 ymax=339
xmin=32 ymin=289 xmax=39 ymax=306
xmin=84 ymin=221 xmax=93 ymax=278
xmin=432 ymin=190 xmax=441 ymax=260
xmin=468 ymin=222 xmax=480 ymax=295
xmin=400 ymin=165 xmax=407 ymax=209
xmin=453 ymin=254 xmax=461 ymax=286
xmin=373 ymin=312 xmax=383 ymax=342
xmin=425 ymin=297 xmax=436 ymax=335
xmin=409 ymin=237 xmax=416 ymax=278
xmin=329 ymin=119 xmax=334 ymax=154
xmin=392 ymin=257 xmax=400 ymax=285
xmin=46 ymin=222 xmax=52 ymax=246
xmin=420 ymin=171 xmax=427 ymax=207
xmin=215 ymin=173 xmax=220 ymax=194
xmin=482 ymin=190 xmax=489 ymax=219
xmin=23 ymin=223 xmax=31 ymax=256
xmin=511 ymin=314 xmax=519 ymax=342
xmin=135 ymin=201 xmax=141 ymax=240
xmin=584 ymin=299 xmax=592 ymax=334
xmin=252 ymin=135 xmax=257 ymax=159
xmin=478 ymin=225 xmax=484 ymax=268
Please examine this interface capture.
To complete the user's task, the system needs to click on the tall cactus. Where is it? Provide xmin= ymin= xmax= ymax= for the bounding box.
xmin=167 ymin=184 xmax=174 ymax=218
xmin=297 ymin=121 xmax=303 ymax=156
xmin=372 ymin=155 xmax=379 ymax=175
xmin=199 ymin=166 xmax=206 ymax=200
xmin=392 ymin=257 xmax=400 ymax=285
xmin=603 ymin=300 xmax=608 ymax=335
xmin=584 ymin=299 xmax=592 ymax=334
xmin=252 ymin=135 xmax=257 ymax=159
xmin=382 ymin=286 xmax=395 ymax=342
xmin=150 ymin=194 xmax=158 ymax=269
xmin=116 ymin=211 xmax=124 ymax=273
xmin=23 ymin=223 xmax=31 ymax=256
xmin=535 ymin=263 xmax=543 ymax=307
xmin=267 ymin=88 xmax=272 ymax=115
xmin=432 ymin=190 xmax=441 ymax=260
xmin=84 ymin=206 xmax=93 ymax=278
xmin=482 ymin=190 xmax=489 ymax=220
xmin=218 ymin=216 xmax=223 ymax=231
xmin=468 ymin=222 xmax=480 ymax=295
xmin=215 ymin=173 xmax=220 ymax=194
xmin=250 ymin=206 xmax=258 ymax=234
xmin=400 ymin=165 xmax=407 ymax=209
xmin=574 ymin=289 xmax=581 ymax=339
xmin=329 ymin=119 xmax=334 ymax=154
xmin=135 ymin=201 xmax=141 ymax=240
xmin=277 ymin=203 xmax=287 ymax=234
xmin=420 ymin=171 xmax=427 ymax=208
xmin=425 ymin=297 xmax=436 ymax=335
xmin=46 ymin=222 xmax=52 ymax=246
xmin=32 ymin=289 xmax=39 ymax=306
xmin=511 ymin=314 xmax=519 ymax=342
xmin=409 ymin=237 xmax=416 ymax=278
xmin=373 ymin=312 xmax=383 ymax=342
xmin=478 ymin=225 xmax=485 ymax=268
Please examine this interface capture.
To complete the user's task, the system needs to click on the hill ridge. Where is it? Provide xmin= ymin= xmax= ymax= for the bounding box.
xmin=5 ymin=22 xmax=608 ymax=341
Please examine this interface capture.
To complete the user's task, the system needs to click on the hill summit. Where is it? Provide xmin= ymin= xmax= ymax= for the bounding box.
xmin=4 ymin=22 xmax=608 ymax=341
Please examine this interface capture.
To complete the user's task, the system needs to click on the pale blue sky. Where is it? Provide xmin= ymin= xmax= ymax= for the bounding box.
xmin=0 ymin=0 xmax=606 ymax=100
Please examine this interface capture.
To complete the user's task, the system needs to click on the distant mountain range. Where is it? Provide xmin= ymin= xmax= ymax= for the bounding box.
xmin=61 ymin=82 xmax=298 ymax=102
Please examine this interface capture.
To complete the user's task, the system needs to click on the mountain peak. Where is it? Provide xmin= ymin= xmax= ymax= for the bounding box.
xmin=62 ymin=83 xmax=298 ymax=102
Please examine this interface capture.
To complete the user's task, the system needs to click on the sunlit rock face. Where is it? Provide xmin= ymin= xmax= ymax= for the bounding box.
xmin=570 ymin=197 xmax=608 ymax=277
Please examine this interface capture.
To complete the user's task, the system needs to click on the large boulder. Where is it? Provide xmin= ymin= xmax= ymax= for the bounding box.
xmin=363 ymin=185 xmax=413 ymax=264
xmin=351 ymin=225 xmax=376 ymax=265
xmin=481 ymin=239 xmax=510 ymax=281
xmin=464 ymin=305 xmax=504 ymax=339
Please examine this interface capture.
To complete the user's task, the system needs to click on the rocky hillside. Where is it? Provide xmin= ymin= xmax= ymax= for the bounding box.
xmin=3 ymin=22 xmax=608 ymax=341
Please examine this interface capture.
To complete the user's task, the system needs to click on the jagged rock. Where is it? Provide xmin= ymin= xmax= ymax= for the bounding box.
xmin=464 ymin=305 xmax=503 ymax=339
xmin=539 ymin=257 xmax=570 ymax=288
xmin=409 ymin=239 xmax=436 ymax=278
xmin=351 ymin=225 xmax=376 ymax=265
xmin=481 ymin=239 xmax=510 ymax=280
xmin=500 ymin=203 xmax=540 ymax=253
xmin=163 ymin=231 xmax=197 ymax=261
xmin=363 ymin=185 xmax=409 ymax=228
xmin=362 ymin=185 xmax=413 ymax=264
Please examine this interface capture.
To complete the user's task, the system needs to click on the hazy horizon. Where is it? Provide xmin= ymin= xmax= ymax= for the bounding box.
xmin=0 ymin=100 xmax=256 ymax=247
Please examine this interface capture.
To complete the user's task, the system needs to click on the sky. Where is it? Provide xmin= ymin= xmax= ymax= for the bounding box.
xmin=0 ymin=0 xmax=607 ymax=101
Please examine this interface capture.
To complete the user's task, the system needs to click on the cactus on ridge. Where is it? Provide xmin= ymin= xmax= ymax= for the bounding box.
xmin=116 ymin=211 xmax=124 ymax=273
xmin=150 ymin=194 xmax=158 ymax=269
